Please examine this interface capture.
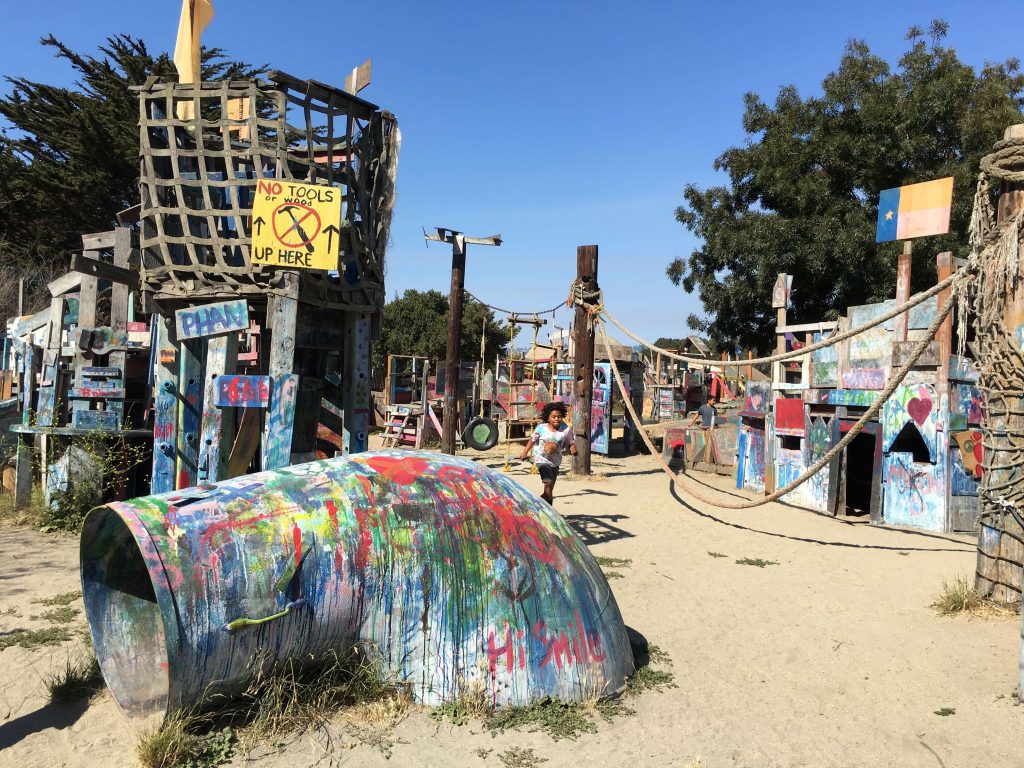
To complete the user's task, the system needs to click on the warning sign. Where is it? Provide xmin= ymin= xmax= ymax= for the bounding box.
xmin=251 ymin=179 xmax=342 ymax=271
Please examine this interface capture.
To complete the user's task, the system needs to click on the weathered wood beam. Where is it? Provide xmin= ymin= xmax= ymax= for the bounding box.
xmin=70 ymin=253 xmax=141 ymax=288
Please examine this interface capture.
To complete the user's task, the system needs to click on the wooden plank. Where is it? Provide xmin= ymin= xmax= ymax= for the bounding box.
xmin=108 ymin=227 xmax=132 ymax=426
xmin=71 ymin=410 xmax=120 ymax=430
xmin=263 ymin=374 xmax=298 ymax=470
xmin=151 ymin=317 xmax=178 ymax=494
xmin=215 ymin=374 xmax=269 ymax=408
xmin=200 ymin=334 xmax=238 ymax=483
xmin=47 ymin=271 xmax=83 ymax=298
xmin=262 ymin=274 xmax=298 ymax=465
xmin=174 ymin=299 xmax=249 ymax=340
xmin=73 ymin=263 xmax=98 ymax=417
xmin=36 ymin=297 xmax=65 ymax=428
xmin=226 ymin=406 xmax=261 ymax=478
xmin=69 ymin=388 xmax=127 ymax=399
xmin=175 ymin=337 xmax=203 ymax=489
xmin=14 ymin=433 xmax=33 ymax=510
xmin=81 ymin=367 xmax=122 ymax=378
xmin=891 ymin=340 xmax=940 ymax=369
xmin=343 ymin=311 xmax=372 ymax=453
xmin=81 ymin=231 xmax=117 ymax=250
xmin=70 ymin=252 xmax=141 ymax=288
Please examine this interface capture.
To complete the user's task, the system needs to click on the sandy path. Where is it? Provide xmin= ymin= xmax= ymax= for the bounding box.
xmin=1 ymin=450 xmax=1021 ymax=767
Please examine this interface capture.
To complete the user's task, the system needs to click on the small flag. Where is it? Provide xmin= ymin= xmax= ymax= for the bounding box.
xmin=875 ymin=177 xmax=954 ymax=243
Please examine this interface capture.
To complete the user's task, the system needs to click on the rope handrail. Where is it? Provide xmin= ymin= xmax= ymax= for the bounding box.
xmin=597 ymin=284 xmax=958 ymax=510
xmin=465 ymin=291 xmax=566 ymax=318
xmin=598 ymin=269 xmax=964 ymax=369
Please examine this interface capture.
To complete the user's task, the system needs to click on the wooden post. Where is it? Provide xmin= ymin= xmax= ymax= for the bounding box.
xmin=572 ymin=245 xmax=599 ymax=476
xmin=262 ymin=272 xmax=299 ymax=470
xmin=108 ymin=227 xmax=132 ymax=426
xmin=199 ymin=334 xmax=238 ymax=483
xmin=151 ymin=316 xmax=178 ymax=494
xmin=442 ymin=234 xmax=466 ymax=456
xmin=747 ymin=350 xmax=753 ymax=383
xmin=894 ymin=240 xmax=912 ymax=342
xmin=343 ymin=310 xmax=371 ymax=453
xmin=425 ymin=228 xmax=502 ymax=455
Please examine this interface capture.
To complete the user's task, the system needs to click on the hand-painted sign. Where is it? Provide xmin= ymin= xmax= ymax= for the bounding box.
xmin=175 ymin=299 xmax=249 ymax=340
xmin=875 ymin=177 xmax=953 ymax=242
xmin=251 ymin=179 xmax=342 ymax=271
xmin=771 ymin=273 xmax=793 ymax=309
xmin=215 ymin=375 xmax=271 ymax=408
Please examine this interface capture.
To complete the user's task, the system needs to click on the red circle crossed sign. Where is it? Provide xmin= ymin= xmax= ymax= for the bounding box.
xmin=271 ymin=202 xmax=322 ymax=248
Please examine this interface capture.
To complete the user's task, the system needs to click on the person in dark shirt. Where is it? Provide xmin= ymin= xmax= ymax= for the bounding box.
xmin=691 ymin=396 xmax=717 ymax=430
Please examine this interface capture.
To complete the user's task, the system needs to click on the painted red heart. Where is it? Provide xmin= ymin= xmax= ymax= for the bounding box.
xmin=906 ymin=397 xmax=932 ymax=426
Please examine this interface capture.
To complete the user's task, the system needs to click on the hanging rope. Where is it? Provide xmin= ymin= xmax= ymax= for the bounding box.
xmin=465 ymin=291 xmax=565 ymax=318
xmin=595 ymin=270 xmax=963 ymax=369
xmin=596 ymin=285 xmax=960 ymax=510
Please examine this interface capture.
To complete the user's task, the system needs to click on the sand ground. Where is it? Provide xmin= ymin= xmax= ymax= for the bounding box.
xmin=1 ymin=447 xmax=1022 ymax=768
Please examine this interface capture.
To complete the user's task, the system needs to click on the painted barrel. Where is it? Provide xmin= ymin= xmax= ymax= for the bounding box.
xmin=81 ymin=451 xmax=633 ymax=720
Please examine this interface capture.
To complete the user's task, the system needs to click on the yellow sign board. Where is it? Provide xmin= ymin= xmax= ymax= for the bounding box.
xmin=251 ymin=179 xmax=342 ymax=271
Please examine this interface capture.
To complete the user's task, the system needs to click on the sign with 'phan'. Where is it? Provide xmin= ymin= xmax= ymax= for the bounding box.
xmin=251 ymin=179 xmax=342 ymax=271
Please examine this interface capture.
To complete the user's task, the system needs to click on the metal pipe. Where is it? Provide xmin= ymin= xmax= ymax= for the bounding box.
xmin=81 ymin=451 xmax=633 ymax=720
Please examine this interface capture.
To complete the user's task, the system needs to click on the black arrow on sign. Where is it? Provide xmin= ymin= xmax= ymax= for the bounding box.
xmin=324 ymin=224 xmax=340 ymax=252
xmin=253 ymin=217 xmax=265 ymax=236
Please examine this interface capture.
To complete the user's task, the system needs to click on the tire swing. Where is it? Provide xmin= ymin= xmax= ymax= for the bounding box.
xmin=462 ymin=416 xmax=499 ymax=450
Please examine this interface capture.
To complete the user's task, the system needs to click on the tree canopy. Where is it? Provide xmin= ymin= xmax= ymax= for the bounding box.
xmin=669 ymin=21 xmax=1024 ymax=354
xmin=374 ymin=290 xmax=511 ymax=375
xmin=0 ymin=34 xmax=264 ymax=319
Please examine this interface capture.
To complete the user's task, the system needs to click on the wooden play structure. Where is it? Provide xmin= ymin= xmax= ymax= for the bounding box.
xmin=7 ymin=68 xmax=399 ymax=508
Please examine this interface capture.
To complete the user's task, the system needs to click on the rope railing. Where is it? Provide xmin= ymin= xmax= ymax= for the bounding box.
xmin=598 ymin=269 xmax=964 ymax=369
xmin=597 ymin=285 xmax=959 ymax=510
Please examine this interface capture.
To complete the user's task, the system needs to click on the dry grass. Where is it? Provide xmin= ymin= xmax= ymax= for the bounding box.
xmin=931 ymin=575 xmax=1019 ymax=619
xmin=137 ymin=644 xmax=407 ymax=768
xmin=0 ymin=485 xmax=49 ymax=528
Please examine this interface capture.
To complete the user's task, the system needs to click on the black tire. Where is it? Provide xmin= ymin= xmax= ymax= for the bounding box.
xmin=462 ymin=417 xmax=499 ymax=451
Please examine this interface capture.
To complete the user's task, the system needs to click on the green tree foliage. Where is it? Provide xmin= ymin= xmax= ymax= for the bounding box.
xmin=0 ymin=35 xmax=264 ymax=319
xmin=374 ymin=290 xmax=511 ymax=375
xmin=669 ymin=21 xmax=1024 ymax=353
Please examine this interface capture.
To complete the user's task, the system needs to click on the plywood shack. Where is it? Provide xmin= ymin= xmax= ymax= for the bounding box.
xmin=134 ymin=71 xmax=398 ymax=493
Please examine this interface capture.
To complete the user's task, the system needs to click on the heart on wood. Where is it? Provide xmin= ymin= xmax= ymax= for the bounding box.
xmin=906 ymin=396 xmax=933 ymax=426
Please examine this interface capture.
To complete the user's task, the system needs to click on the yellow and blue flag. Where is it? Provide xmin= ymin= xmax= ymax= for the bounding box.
xmin=875 ymin=177 xmax=954 ymax=243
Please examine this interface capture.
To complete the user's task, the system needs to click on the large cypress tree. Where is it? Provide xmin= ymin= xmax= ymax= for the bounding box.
xmin=0 ymin=34 xmax=264 ymax=319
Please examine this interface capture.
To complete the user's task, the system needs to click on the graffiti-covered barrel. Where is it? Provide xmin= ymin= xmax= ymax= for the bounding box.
xmin=80 ymin=451 xmax=633 ymax=720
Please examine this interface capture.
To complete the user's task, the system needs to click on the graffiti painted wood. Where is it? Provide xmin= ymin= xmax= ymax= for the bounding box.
xmin=174 ymin=299 xmax=250 ymax=340
xmin=215 ymin=375 xmax=270 ymax=408
xmin=200 ymin=334 xmax=238 ymax=483
xmin=151 ymin=318 xmax=179 ymax=494
xmin=81 ymin=452 xmax=634 ymax=720
xmin=71 ymin=409 xmax=120 ymax=431
xmin=263 ymin=374 xmax=298 ymax=470
xmin=176 ymin=339 xmax=203 ymax=489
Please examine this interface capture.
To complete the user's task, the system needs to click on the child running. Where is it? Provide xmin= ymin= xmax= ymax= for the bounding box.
xmin=519 ymin=402 xmax=578 ymax=505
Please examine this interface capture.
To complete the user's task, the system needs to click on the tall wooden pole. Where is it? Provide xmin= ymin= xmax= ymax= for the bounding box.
xmin=572 ymin=245 xmax=599 ymax=476
xmin=425 ymin=228 xmax=502 ymax=455
xmin=442 ymin=235 xmax=467 ymax=455
xmin=894 ymin=240 xmax=913 ymax=342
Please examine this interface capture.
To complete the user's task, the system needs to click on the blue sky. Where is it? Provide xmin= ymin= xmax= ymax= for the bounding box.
xmin=4 ymin=1 xmax=1024 ymax=344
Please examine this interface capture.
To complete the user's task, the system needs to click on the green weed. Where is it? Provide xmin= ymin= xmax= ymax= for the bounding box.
xmin=32 ymin=591 xmax=81 ymax=607
xmin=735 ymin=557 xmax=778 ymax=568
xmin=934 ymin=707 xmax=956 ymax=716
xmin=707 ymin=551 xmax=728 ymax=558
xmin=499 ymin=746 xmax=548 ymax=767
xmin=31 ymin=606 xmax=79 ymax=624
xmin=0 ymin=626 xmax=73 ymax=650
xmin=593 ymin=556 xmax=632 ymax=568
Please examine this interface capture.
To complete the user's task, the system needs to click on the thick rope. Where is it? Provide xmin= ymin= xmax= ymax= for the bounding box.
xmin=598 ymin=286 xmax=959 ymax=510
xmin=979 ymin=136 xmax=1024 ymax=184
xmin=599 ymin=270 xmax=962 ymax=368
xmin=465 ymin=291 xmax=565 ymax=318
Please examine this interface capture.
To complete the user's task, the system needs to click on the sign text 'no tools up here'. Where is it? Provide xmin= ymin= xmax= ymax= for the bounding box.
xmin=251 ymin=179 xmax=342 ymax=271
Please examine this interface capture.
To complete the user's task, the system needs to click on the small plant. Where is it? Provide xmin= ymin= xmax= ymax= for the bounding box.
xmin=898 ymin=551 xmax=910 ymax=556
xmin=32 ymin=605 xmax=79 ymax=624
xmin=499 ymin=746 xmax=548 ymax=767
xmin=707 ymin=551 xmax=728 ymax=558
xmin=475 ymin=747 xmax=494 ymax=758
xmin=484 ymin=698 xmax=598 ymax=741
xmin=32 ymin=591 xmax=82 ymax=607
xmin=934 ymin=707 xmax=956 ymax=716
xmin=45 ymin=654 xmax=105 ymax=703
xmin=0 ymin=626 xmax=73 ymax=651
xmin=625 ymin=666 xmax=676 ymax=694
xmin=137 ymin=715 xmax=234 ymax=768
xmin=735 ymin=557 xmax=778 ymax=568
xmin=931 ymin=575 xmax=981 ymax=616
xmin=593 ymin=556 xmax=632 ymax=568
xmin=430 ymin=686 xmax=491 ymax=727
xmin=604 ymin=571 xmax=624 ymax=579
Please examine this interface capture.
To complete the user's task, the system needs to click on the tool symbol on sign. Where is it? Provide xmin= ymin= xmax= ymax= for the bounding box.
xmin=272 ymin=203 xmax=320 ymax=253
